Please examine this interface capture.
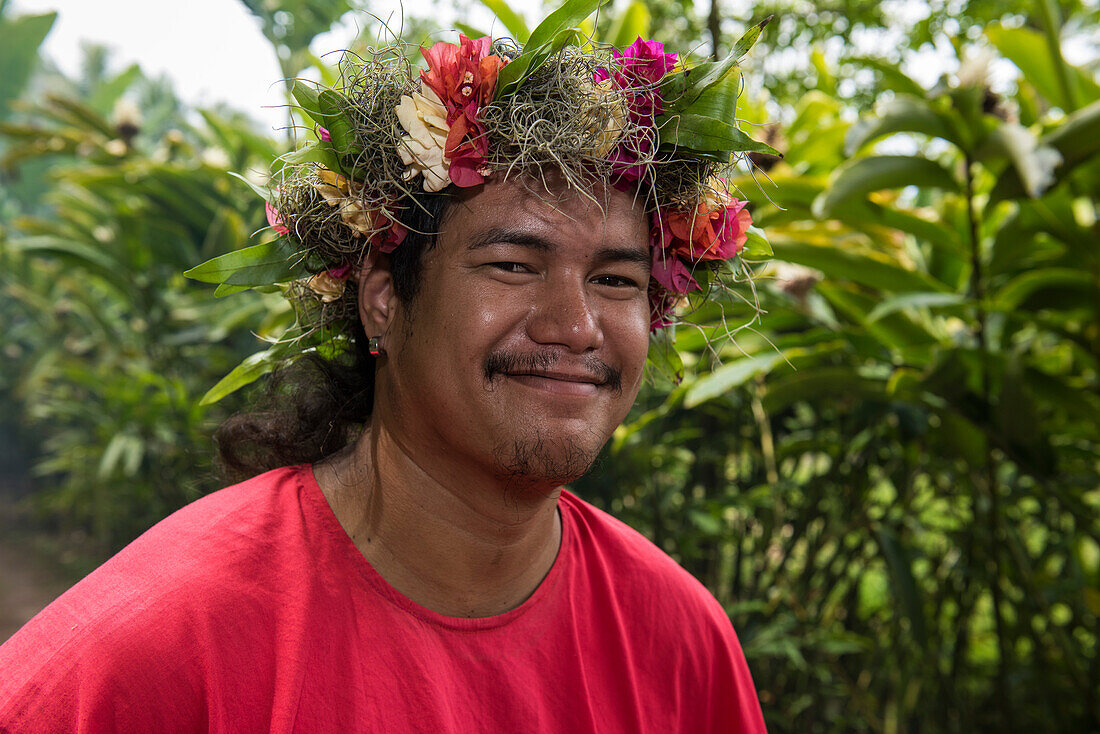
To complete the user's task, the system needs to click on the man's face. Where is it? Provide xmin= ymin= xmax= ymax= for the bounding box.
xmin=375 ymin=175 xmax=652 ymax=489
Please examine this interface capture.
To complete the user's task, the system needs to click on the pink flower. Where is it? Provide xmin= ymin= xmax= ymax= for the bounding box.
xmin=650 ymin=245 xmax=699 ymax=294
xmin=420 ymin=35 xmax=505 ymax=188
xmin=265 ymin=201 xmax=289 ymax=235
xmin=594 ymin=38 xmax=678 ymax=181
xmin=315 ymin=125 xmax=331 ymax=142
xmin=655 ymin=199 xmax=751 ymax=262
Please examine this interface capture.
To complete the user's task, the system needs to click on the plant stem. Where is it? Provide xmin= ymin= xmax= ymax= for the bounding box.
xmin=708 ymin=0 xmax=722 ymax=61
xmin=965 ymin=154 xmax=1011 ymax=727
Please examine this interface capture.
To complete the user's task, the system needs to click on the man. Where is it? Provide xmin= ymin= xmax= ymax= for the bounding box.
xmin=1 ymin=10 xmax=770 ymax=731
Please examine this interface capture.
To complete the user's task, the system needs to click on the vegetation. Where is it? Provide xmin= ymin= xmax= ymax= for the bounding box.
xmin=1 ymin=0 xmax=1097 ymax=731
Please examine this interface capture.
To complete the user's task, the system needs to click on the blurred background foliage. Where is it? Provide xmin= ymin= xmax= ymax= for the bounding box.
xmin=1 ymin=0 xmax=1097 ymax=731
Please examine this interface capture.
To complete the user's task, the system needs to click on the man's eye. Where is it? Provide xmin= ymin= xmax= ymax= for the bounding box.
xmin=489 ymin=262 xmax=532 ymax=274
xmin=592 ymin=274 xmax=641 ymax=289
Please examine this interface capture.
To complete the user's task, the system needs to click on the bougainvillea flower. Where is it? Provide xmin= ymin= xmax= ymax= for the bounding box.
xmin=656 ymin=198 xmax=752 ymax=261
xmin=419 ymin=34 xmax=504 ymax=188
xmin=315 ymin=125 xmax=331 ymax=142
xmin=594 ymin=38 xmax=678 ymax=181
xmin=650 ymin=246 xmax=699 ymax=294
xmin=265 ymin=200 xmax=289 ymax=235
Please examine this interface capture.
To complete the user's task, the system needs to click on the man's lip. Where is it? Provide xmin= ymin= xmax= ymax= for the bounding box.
xmin=504 ymin=370 xmax=605 ymax=385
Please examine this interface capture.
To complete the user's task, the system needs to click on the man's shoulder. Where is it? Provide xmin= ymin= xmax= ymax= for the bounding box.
xmin=0 ymin=466 xmax=313 ymax=694
xmin=559 ymin=489 xmax=731 ymax=630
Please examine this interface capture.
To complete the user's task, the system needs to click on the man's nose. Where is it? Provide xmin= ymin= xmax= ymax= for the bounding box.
xmin=525 ymin=277 xmax=604 ymax=352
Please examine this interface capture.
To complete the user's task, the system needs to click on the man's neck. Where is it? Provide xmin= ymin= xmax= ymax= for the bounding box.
xmin=313 ymin=424 xmax=563 ymax=618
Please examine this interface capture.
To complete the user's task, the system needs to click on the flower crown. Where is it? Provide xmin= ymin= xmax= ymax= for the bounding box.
xmin=187 ymin=0 xmax=777 ymax=393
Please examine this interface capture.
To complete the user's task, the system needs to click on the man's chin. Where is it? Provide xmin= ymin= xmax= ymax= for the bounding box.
xmin=491 ymin=431 xmax=603 ymax=491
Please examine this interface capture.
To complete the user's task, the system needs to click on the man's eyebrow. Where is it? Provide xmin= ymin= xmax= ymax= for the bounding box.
xmin=593 ymin=246 xmax=651 ymax=269
xmin=466 ymin=227 xmax=554 ymax=252
xmin=468 ymin=228 xmax=650 ymax=268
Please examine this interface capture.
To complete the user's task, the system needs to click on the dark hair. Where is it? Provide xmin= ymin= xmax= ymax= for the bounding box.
xmin=214 ymin=192 xmax=452 ymax=483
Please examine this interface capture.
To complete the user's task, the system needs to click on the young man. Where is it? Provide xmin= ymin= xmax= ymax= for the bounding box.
xmin=1 ymin=10 xmax=770 ymax=731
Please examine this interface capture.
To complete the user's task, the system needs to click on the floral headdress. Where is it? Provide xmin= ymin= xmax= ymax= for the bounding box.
xmin=187 ymin=0 xmax=777 ymax=397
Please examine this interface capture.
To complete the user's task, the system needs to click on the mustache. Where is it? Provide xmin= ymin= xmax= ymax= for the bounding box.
xmin=484 ymin=350 xmax=623 ymax=394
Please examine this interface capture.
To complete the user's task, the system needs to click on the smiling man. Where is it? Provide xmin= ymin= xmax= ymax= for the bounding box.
xmin=0 ymin=10 xmax=771 ymax=732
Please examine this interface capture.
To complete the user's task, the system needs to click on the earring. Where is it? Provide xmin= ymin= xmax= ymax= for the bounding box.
xmin=367 ymin=336 xmax=386 ymax=357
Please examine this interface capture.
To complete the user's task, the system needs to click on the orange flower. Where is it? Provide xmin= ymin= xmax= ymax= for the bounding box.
xmin=419 ymin=35 xmax=505 ymax=187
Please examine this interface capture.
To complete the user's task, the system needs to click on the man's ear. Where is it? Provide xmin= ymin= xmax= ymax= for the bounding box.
xmin=357 ymin=247 xmax=397 ymax=337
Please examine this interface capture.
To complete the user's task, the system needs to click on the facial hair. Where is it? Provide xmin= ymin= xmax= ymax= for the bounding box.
xmin=482 ymin=348 xmax=623 ymax=488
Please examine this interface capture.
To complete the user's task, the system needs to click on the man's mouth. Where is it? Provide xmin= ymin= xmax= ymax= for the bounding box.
xmin=504 ymin=371 xmax=603 ymax=395
xmin=484 ymin=351 xmax=623 ymax=395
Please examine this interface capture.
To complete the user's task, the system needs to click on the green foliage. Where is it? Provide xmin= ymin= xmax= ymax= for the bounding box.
xmin=2 ymin=1 xmax=1098 ymax=733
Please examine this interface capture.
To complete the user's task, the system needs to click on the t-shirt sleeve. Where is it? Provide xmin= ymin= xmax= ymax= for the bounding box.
xmin=0 ymin=581 xmax=206 ymax=733
xmin=700 ymin=605 xmax=768 ymax=733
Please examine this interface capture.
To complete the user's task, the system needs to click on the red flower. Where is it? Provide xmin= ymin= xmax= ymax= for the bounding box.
xmin=265 ymin=200 xmax=289 ymax=235
xmin=420 ymin=35 xmax=505 ymax=187
xmin=655 ymin=198 xmax=751 ymax=262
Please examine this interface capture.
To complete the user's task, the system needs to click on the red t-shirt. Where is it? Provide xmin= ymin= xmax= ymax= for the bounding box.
xmin=0 ymin=466 xmax=766 ymax=732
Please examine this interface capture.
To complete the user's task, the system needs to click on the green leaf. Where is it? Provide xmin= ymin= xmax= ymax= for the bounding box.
xmin=762 ymin=367 xmax=886 ymax=413
xmin=659 ymin=112 xmax=779 ymax=156
xmin=990 ymin=99 xmax=1100 ymax=201
xmin=479 ymin=0 xmax=530 ymax=41
xmin=671 ymin=16 xmax=771 ymax=104
xmin=317 ymin=89 xmax=358 ymax=156
xmin=866 ymin=292 xmax=966 ymax=323
xmin=987 ymin=24 xmax=1100 ymax=112
xmin=771 ymin=240 xmax=950 ymax=294
xmin=742 ymin=225 xmax=772 ymax=258
xmin=605 ymin=0 xmax=650 ymax=48
xmin=684 ymin=352 xmax=784 ymax=408
xmin=975 ymin=122 xmax=1062 ymax=198
xmin=0 ymin=11 xmax=56 ymax=120
xmin=849 ymin=56 xmax=926 ymax=98
xmin=227 ymin=171 xmax=274 ymax=204
xmin=200 ymin=341 xmax=297 ymax=405
xmin=184 ymin=239 xmax=306 ymax=286
xmin=844 ymin=96 xmax=963 ymax=155
xmin=812 ymin=156 xmax=960 ymax=218
xmin=496 ymin=0 xmax=607 ymax=96
xmin=990 ymin=267 xmax=1093 ymax=312
xmin=646 ymin=330 xmax=683 ymax=384
xmin=875 ymin=527 xmax=927 ymax=645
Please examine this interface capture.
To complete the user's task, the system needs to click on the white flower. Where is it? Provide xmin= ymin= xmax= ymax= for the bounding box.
xmin=396 ymin=85 xmax=451 ymax=191
xmin=313 ymin=169 xmax=377 ymax=237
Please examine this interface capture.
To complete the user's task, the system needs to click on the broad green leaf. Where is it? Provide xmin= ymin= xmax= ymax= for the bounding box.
xmin=975 ymin=122 xmax=1062 ymax=198
xmin=684 ymin=352 xmax=784 ymax=407
xmin=875 ymin=527 xmax=927 ymax=645
xmin=455 ymin=21 xmax=491 ymax=39
xmin=990 ymin=268 xmax=1093 ymax=312
xmin=762 ymin=366 xmax=887 ymax=413
xmin=866 ymin=292 xmax=966 ymax=323
xmin=605 ymin=1 xmax=650 ymax=48
xmin=987 ymin=24 xmax=1100 ymax=112
xmin=227 ymin=171 xmax=274 ymax=204
xmin=742 ymin=225 xmax=772 ymax=258
xmin=479 ymin=0 xmax=530 ymax=41
xmin=844 ymin=96 xmax=963 ymax=155
xmin=317 ymin=89 xmax=358 ymax=156
xmin=771 ymin=240 xmax=950 ymax=294
xmin=0 ymin=11 xmax=56 ymax=120
xmin=812 ymin=156 xmax=960 ymax=218
xmin=291 ymin=80 xmax=324 ymax=124
xmin=659 ymin=112 xmax=779 ymax=155
xmin=673 ymin=16 xmax=770 ymax=104
xmin=849 ymin=56 xmax=926 ymax=98
xmin=990 ymin=99 xmax=1100 ymax=201
xmin=496 ymin=0 xmax=607 ymax=96
xmin=200 ymin=341 xmax=296 ymax=405
xmin=184 ymin=239 xmax=306 ymax=286
xmin=646 ymin=330 xmax=683 ymax=384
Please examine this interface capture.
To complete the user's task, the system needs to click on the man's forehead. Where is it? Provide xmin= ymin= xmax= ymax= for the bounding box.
xmin=446 ymin=174 xmax=649 ymax=247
